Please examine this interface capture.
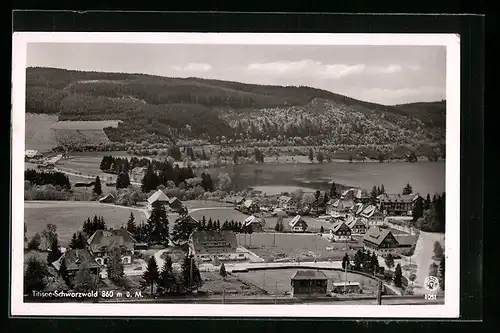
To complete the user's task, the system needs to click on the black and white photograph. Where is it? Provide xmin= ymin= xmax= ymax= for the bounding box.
xmin=11 ymin=32 xmax=460 ymax=318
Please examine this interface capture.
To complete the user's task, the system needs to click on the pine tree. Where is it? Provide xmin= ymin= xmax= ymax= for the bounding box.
xmin=59 ymin=256 xmax=69 ymax=286
xmin=93 ymin=176 xmax=102 ymax=196
xmin=433 ymin=241 xmax=444 ymax=260
xmin=370 ymin=252 xmax=379 ymax=274
xmin=424 ymin=194 xmax=431 ymax=210
xmin=412 ymin=196 xmax=424 ymax=221
xmin=147 ymin=201 xmax=169 ymax=244
xmin=438 ymin=256 xmax=445 ymax=291
xmin=126 ymin=212 xmax=136 ymax=234
xmin=159 ymin=255 xmax=176 ymax=295
xmin=107 ymin=246 xmax=125 ymax=282
xmin=353 ymin=250 xmax=363 ymax=271
xmin=47 ymin=236 xmax=62 ymax=265
xmin=207 ymin=218 xmax=213 ymax=230
xmin=142 ymin=256 xmax=160 ymax=295
xmin=141 ymin=163 xmax=160 ymax=193
xmin=320 ymin=226 xmax=324 ymax=233
xmin=380 ymin=184 xmax=385 ymax=194
xmin=171 ymin=215 xmax=196 ymax=245
xmin=73 ymin=262 xmax=99 ymax=292
xmin=69 ymin=233 xmax=78 ymax=249
xmin=24 ymin=255 xmax=47 ymax=295
xmin=384 ymin=253 xmax=395 ymax=270
xmin=76 ymin=231 xmax=87 ymax=249
xmin=116 ymin=171 xmax=131 ymax=189
xmin=308 ymin=148 xmax=314 ymax=162
xmin=393 ymin=263 xmax=403 ymax=287
xmin=219 ymin=262 xmax=227 ymax=279
xmin=342 ymin=253 xmax=350 ymax=269
xmin=181 ymin=254 xmax=202 ymax=292
xmin=27 ymin=233 xmax=42 ymax=251
xmin=329 ymin=182 xmax=338 ymax=199
xmin=370 ymin=186 xmax=378 ymax=204
xmin=429 ymin=262 xmax=439 ymax=277
xmin=403 ymin=183 xmax=413 ymax=195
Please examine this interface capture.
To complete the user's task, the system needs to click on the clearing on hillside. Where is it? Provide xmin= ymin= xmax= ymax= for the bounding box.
xmin=50 ymin=120 xmax=122 ymax=146
xmin=25 ymin=113 xmax=59 ymax=152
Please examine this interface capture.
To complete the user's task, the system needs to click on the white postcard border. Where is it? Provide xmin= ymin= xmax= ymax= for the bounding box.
xmin=11 ymin=32 xmax=460 ymax=318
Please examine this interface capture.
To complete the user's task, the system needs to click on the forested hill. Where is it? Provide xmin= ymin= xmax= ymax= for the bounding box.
xmin=26 ymin=67 xmax=445 ymax=147
xmin=394 ymin=101 xmax=446 ymax=128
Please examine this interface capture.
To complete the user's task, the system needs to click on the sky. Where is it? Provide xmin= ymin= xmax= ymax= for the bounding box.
xmin=27 ymin=43 xmax=446 ymax=105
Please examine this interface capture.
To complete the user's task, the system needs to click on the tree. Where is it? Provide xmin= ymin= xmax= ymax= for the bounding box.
xmin=59 ymin=257 xmax=69 ymax=286
xmin=159 ymin=255 xmax=177 ymax=295
xmin=424 ymin=194 xmax=431 ymax=210
xmin=116 ymin=172 xmax=131 ymax=189
xmin=107 ymin=245 xmax=125 ymax=282
xmin=76 ymin=232 xmax=87 ymax=249
xmin=316 ymin=151 xmax=324 ymax=163
xmin=370 ymin=185 xmax=378 ymax=204
xmin=320 ymin=226 xmax=324 ymax=233
xmin=216 ymin=173 xmax=232 ymax=192
xmin=24 ymin=255 xmax=47 ymax=295
xmin=142 ymin=256 xmax=160 ymax=295
xmin=181 ymin=254 xmax=202 ymax=292
xmin=438 ymin=256 xmax=445 ymax=291
xmin=342 ymin=253 xmax=350 ymax=269
xmin=370 ymin=252 xmax=379 ymax=274
xmin=416 ymin=208 xmax=439 ymax=232
xmin=219 ymin=262 xmax=227 ymax=279
xmin=141 ymin=163 xmax=160 ymax=193
xmin=323 ymin=192 xmax=329 ymax=207
xmin=314 ymin=190 xmax=321 ymax=213
xmin=412 ymin=196 xmax=424 ymax=221
xmin=69 ymin=233 xmax=78 ymax=249
xmin=147 ymin=201 xmax=169 ymax=244
xmin=27 ymin=233 xmax=41 ymax=251
xmin=403 ymin=183 xmax=413 ymax=195
xmin=353 ymin=250 xmax=363 ymax=271
xmin=308 ymin=148 xmax=314 ymax=162
xmin=329 ymin=182 xmax=338 ymax=199
xmin=41 ymin=223 xmax=58 ymax=251
xmin=393 ymin=263 xmax=403 ymax=287
xmin=47 ymin=236 xmax=62 ymax=265
xmin=380 ymin=184 xmax=385 ymax=194
xmin=433 ymin=241 xmax=444 ymax=260
xmin=384 ymin=253 xmax=395 ymax=270
xmin=126 ymin=212 xmax=136 ymax=234
xmin=73 ymin=262 xmax=99 ymax=292
xmin=93 ymin=176 xmax=102 ymax=195
xmin=171 ymin=215 xmax=196 ymax=245
xmin=429 ymin=262 xmax=439 ymax=277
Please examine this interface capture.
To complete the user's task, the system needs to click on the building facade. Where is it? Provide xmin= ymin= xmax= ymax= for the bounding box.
xmin=290 ymin=271 xmax=328 ymax=297
xmin=189 ymin=230 xmax=248 ymax=262
xmin=289 ymin=215 xmax=308 ymax=232
xmin=377 ymin=193 xmax=420 ymax=216
xmin=363 ymin=226 xmax=400 ymax=257
xmin=87 ymin=228 xmax=137 ymax=265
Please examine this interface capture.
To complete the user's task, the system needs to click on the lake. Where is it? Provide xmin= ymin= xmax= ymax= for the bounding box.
xmin=208 ymin=161 xmax=445 ymax=196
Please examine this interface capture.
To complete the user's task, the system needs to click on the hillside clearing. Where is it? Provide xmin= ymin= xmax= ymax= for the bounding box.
xmin=25 ymin=113 xmax=59 ymax=152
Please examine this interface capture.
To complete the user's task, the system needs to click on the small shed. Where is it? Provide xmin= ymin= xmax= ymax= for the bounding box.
xmin=99 ymin=193 xmax=115 ymax=203
xmin=290 ymin=270 xmax=328 ymax=297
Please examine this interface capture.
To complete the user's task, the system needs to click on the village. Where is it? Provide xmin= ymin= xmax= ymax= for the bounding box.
xmin=24 ymin=160 xmax=445 ymax=304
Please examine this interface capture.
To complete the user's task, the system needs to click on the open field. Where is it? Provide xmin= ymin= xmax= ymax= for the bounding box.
xmin=56 ymin=156 xmax=108 ymax=178
xmin=234 ymin=233 xmax=362 ymax=262
xmin=24 ymin=201 xmax=147 ymax=247
xmin=234 ymin=269 xmax=380 ymax=295
xmin=25 ymin=113 xmax=59 ymax=152
xmin=199 ymin=272 xmax=266 ymax=296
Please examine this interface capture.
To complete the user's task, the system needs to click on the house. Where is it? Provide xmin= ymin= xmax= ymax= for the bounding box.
xmin=290 ymin=270 xmax=328 ymax=297
xmin=224 ymin=196 xmax=244 ymax=205
xmin=363 ymin=226 xmax=400 ymax=257
xmin=98 ymin=193 xmax=115 ymax=203
xmin=330 ymin=199 xmax=355 ymax=213
xmin=346 ymin=217 xmax=368 ymax=234
xmin=240 ymin=199 xmax=260 ymax=215
xmin=87 ymin=228 xmax=137 ymax=265
xmin=188 ymin=230 xmax=248 ymax=262
xmin=278 ymin=195 xmax=293 ymax=208
xmin=52 ymin=248 xmax=100 ymax=281
xmin=25 ymin=149 xmax=40 ymax=159
xmin=351 ymin=202 xmax=368 ymax=216
xmin=289 ymin=215 xmax=308 ymax=232
xmin=376 ymin=193 xmax=421 ymax=216
xmin=147 ymin=189 xmax=170 ymax=210
xmin=359 ymin=205 xmax=385 ymax=226
xmin=330 ymin=221 xmax=352 ymax=242
xmin=341 ymin=188 xmax=371 ymax=204
xmin=243 ymin=215 xmax=265 ymax=232
xmin=331 ymin=281 xmax=361 ymax=294
xmin=168 ymin=197 xmax=183 ymax=212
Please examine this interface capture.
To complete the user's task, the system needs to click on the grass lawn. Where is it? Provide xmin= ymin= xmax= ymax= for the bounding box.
xmin=24 ymin=202 xmax=147 ymax=247
xmin=235 ymin=233 xmax=361 ymax=262
xmin=199 ymin=272 xmax=266 ymax=295
xmin=234 ymin=269 xmax=380 ymax=295
xmin=188 ymin=208 xmax=248 ymax=224
xmin=57 ymin=156 xmax=107 ymax=178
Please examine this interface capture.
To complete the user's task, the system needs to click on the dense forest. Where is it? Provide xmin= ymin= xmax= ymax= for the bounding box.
xmin=26 ymin=67 xmax=446 ymax=148
xmin=25 ymin=169 xmax=71 ymax=189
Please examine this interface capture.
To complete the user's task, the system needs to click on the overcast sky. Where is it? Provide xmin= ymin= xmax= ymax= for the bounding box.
xmin=27 ymin=43 xmax=446 ymax=105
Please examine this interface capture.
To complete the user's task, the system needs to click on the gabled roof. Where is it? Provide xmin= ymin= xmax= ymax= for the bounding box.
xmin=87 ymin=228 xmax=137 ymax=253
xmin=55 ymin=248 xmax=101 ymax=271
xmin=190 ymin=230 xmax=238 ymax=254
xmin=289 ymin=215 xmax=308 ymax=228
xmin=291 ymin=270 xmax=328 ymax=280
xmin=363 ymin=226 xmax=398 ymax=246
xmin=278 ymin=195 xmax=292 ymax=204
xmin=360 ymin=205 xmax=384 ymax=219
xmin=148 ymin=189 xmax=170 ymax=204
xmin=242 ymin=199 xmax=256 ymax=208
xmin=98 ymin=193 xmax=115 ymax=202
xmin=377 ymin=193 xmax=420 ymax=203
xmin=347 ymin=217 xmax=366 ymax=229
xmin=332 ymin=199 xmax=355 ymax=210
xmin=352 ymin=203 xmax=367 ymax=215
xmin=330 ymin=220 xmax=350 ymax=233
xmin=169 ymin=196 xmax=182 ymax=205
xmin=243 ymin=215 xmax=265 ymax=227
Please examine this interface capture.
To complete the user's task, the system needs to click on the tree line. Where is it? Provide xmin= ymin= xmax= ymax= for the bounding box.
xmin=25 ymin=169 xmax=71 ymax=190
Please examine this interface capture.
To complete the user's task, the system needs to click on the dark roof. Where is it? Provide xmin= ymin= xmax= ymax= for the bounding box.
xmin=378 ymin=193 xmax=419 ymax=203
xmin=394 ymin=235 xmax=417 ymax=246
xmin=330 ymin=221 xmax=350 ymax=233
xmin=190 ymin=230 xmax=238 ymax=254
xmin=87 ymin=228 xmax=137 ymax=253
xmin=169 ymin=197 xmax=182 ymax=205
xmin=62 ymin=249 xmax=101 ymax=271
xmin=363 ymin=226 xmax=398 ymax=246
xmin=291 ymin=270 xmax=328 ymax=280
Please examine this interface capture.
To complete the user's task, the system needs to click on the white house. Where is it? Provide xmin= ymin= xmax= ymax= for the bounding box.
xmin=359 ymin=205 xmax=385 ymax=226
